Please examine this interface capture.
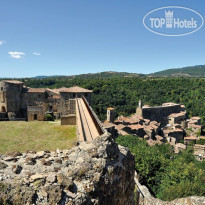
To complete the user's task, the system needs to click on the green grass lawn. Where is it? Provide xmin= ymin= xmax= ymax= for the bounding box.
xmin=0 ymin=121 xmax=76 ymax=154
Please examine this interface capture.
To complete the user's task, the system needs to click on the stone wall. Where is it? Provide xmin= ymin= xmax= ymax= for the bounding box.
xmin=141 ymin=104 xmax=183 ymax=126
xmin=0 ymin=81 xmax=23 ymax=114
xmin=21 ymin=91 xmax=47 ymax=110
xmin=61 ymin=115 xmax=76 ymax=125
xmin=27 ymin=106 xmax=45 ymax=121
xmin=0 ymin=134 xmax=135 ymax=205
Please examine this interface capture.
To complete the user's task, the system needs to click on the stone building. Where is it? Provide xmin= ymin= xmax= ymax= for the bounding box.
xmin=58 ymin=87 xmax=92 ymax=116
xmin=136 ymin=101 xmax=185 ymax=126
xmin=194 ymin=144 xmax=205 ymax=161
xmin=0 ymin=80 xmax=92 ymax=121
xmin=0 ymin=80 xmax=24 ymax=117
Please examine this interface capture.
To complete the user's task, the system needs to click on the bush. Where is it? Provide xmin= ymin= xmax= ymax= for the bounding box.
xmin=44 ymin=113 xmax=54 ymax=121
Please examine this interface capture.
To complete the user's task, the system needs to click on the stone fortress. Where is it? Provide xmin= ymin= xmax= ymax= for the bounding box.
xmin=0 ymin=80 xmax=92 ymax=121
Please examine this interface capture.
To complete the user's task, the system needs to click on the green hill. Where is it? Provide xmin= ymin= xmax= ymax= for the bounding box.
xmin=151 ymin=65 xmax=205 ymax=77
xmin=68 ymin=71 xmax=144 ymax=79
xmin=31 ymin=65 xmax=205 ymax=79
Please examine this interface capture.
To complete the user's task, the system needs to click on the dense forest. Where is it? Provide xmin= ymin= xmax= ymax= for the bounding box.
xmin=22 ymin=77 xmax=205 ymax=122
xmin=116 ymin=135 xmax=205 ymax=201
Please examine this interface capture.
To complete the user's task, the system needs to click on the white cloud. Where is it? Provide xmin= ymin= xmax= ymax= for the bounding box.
xmin=8 ymin=51 xmax=25 ymax=59
xmin=33 ymin=52 xmax=40 ymax=56
xmin=0 ymin=40 xmax=6 ymax=45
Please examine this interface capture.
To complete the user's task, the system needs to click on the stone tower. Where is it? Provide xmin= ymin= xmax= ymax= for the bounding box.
xmin=107 ymin=108 xmax=115 ymax=123
xmin=0 ymin=80 xmax=23 ymax=116
xmin=136 ymin=99 xmax=143 ymax=118
xmin=138 ymin=99 xmax=142 ymax=108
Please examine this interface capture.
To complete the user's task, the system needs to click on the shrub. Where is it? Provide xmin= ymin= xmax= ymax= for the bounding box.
xmin=44 ymin=113 xmax=54 ymax=121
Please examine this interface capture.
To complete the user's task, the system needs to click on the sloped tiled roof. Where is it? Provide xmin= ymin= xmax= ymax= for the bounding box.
xmin=103 ymin=122 xmax=115 ymax=129
xmin=5 ymin=80 xmax=23 ymax=84
xmin=118 ymin=129 xmax=129 ymax=136
xmin=115 ymin=124 xmax=126 ymax=130
xmin=58 ymin=86 xmax=92 ymax=93
xmin=184 ymin=136 xmax=197 ymax=140
xmin=191 ymin=116 xmax=201 ymax=120
xmin=175 ymin=143 xmax=186 ymax=149
xmin=45 ymin=88 xmax=60 ymax=95
xmin=129 ymin=124 xmax=144 ymax=130
xmin=27 ymin=88 xmax=46 ymax=93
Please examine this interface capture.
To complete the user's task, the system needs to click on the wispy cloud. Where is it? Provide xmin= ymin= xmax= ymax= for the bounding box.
xmin=0 ymin=40 xmax=6 ymax=45
xmin=8 ymin=51 xmax=25 ymax=59
xmin=33 ymin=52 xmax=40 ymax=56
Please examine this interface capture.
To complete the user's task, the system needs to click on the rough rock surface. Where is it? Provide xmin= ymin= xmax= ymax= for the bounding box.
xmin=0 ymin=133 xmax=135 ymax=205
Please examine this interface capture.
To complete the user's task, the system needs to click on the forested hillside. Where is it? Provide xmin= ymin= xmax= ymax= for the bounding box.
xmin=22 ymin=77 xmax=205 ymax=123
xmin=152 ymin=65 xmax=205 ymax=77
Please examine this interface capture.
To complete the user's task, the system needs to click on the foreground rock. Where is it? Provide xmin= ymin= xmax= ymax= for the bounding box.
xmin=0 ymin=133 xmax=135 ymax=205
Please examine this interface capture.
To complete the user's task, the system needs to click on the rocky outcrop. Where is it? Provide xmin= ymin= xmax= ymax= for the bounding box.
xmin=0 ymin=133 xmax=135 ymax=205
xmin=135 ymin=173 xmax=205 ymax=205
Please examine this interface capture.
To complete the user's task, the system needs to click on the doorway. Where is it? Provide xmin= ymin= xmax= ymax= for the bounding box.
xmin=1 ymin=106 xmax=6 ymax=112
xmin=34 ymin=114 xmax=38 ymax=120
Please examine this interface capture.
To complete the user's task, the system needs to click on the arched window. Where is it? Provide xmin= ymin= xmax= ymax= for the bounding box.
xmin=1 ymin=106 xmax=6 ymax=112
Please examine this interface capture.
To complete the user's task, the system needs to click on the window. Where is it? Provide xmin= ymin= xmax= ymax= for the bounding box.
xmin=1 ymin=106 xmax=6 ymax=112
xmin=1 ymin=87 xmax=3 ymax=91
xmin=38 ymin=94 xmax=41 ymax=98
xmin=73 ymin=93 xmax=76 ymax=98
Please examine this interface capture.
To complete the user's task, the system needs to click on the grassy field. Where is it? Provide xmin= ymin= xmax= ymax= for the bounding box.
xmin=0 ymin=121 xmax=76 ymax=154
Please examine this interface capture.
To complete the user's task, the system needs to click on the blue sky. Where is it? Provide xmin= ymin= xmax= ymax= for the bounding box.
xmin=0 ymin=0 xmax=204 ymax=77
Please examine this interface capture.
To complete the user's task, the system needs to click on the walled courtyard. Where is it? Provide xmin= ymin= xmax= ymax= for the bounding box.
xmin=0 ymin=121 xmax=76 ymax=154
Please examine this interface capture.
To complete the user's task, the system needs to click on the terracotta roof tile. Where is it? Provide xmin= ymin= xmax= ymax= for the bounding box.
xmin=5 ymin=80 xmax=23 ymax=84
xmin=46 ymin=88 xmax=60 ymax=95
xmin=191 ymin=116 xmax=201 ymax=120
xmin=156 ymin=135 xmax=163 ymax=141
xmin=145 ymin=125 xmax=154 ymax=130
xmin=174 ymin=128 xmax=183 ymax=132
xmin=118 ymin=130 xmax=129 ymax=136
xmin=175 ymin=143 xmax=186 ymax=149
xmin=150 ymin=121 xmax=158 ymax=125
xmin=191 ymin=124 xmax=202 ymax=128
xmin=58 ymin=86 xmax=92 ymax=93
xmin=169 ymin=112 xmax=186 ymax=118
xmin=184 ymin=136 xmax=197 ymax=140
xmin=115 ymin=124 xmax=126 ymax=130
xmin=103 ymin=123 xmax=115 ymax=129
xmin=27 ymin=88 xmax=46 ymax=93
xmin=151 ymin=125 xmax=158 ymax=129
xmin=194 ymin=144 xmax=205 ymax=148
xmin=129 ymin=124 xmax=144 ymax=130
